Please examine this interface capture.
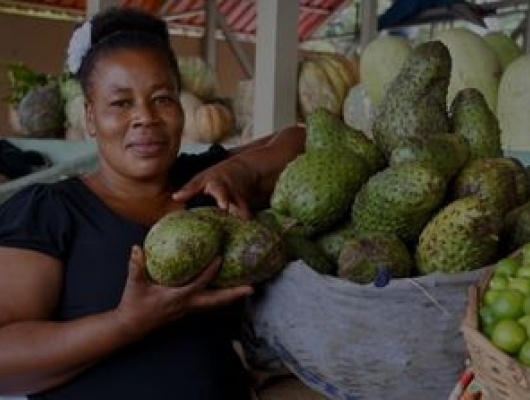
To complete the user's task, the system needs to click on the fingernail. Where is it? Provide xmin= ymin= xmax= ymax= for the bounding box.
xmin=131 ymin=245 xmax=140 ymax=257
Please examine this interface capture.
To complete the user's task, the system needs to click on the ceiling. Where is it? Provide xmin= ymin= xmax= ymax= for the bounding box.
xmin=0 ymin=0 xmax=350 ymax=42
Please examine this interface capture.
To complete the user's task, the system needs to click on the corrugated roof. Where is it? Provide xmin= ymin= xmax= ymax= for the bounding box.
xmin=0 ymin=0 xmax=349 ymax=42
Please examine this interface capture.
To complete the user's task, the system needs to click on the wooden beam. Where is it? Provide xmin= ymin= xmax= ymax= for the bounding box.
xmin=360 ymin=0 xmax=377 ymax=50
xmin=216 ymin=11 xmax=254 ymax=78
xmin=253 ymin=0 xmax=299 ymax=137
xmin=526 ymin=0 xmax=530 ymax=52
xmin=87 ymin=0 xmax=119 ymax=17
xmin=203 ymin=0 xmax=217 ymax=69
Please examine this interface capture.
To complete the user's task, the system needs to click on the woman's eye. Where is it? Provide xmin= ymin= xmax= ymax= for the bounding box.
xmin=110 ymin=99 xmax=132 ymax=108
xmin=154 ymin=95 xmax=175 ymax=105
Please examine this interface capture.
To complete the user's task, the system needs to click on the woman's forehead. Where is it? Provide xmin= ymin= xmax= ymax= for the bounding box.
xmin=91 ymin=48 xmax=176 ymax=84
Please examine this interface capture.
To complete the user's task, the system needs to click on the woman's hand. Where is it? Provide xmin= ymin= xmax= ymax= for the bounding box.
xmin=114 ymin=245 xmax=253 ymax=340
xmin=172 ymin=158 xmax=258 ymax=219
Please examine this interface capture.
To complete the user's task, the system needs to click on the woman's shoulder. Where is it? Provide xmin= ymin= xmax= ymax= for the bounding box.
xmin=0 ymin=177 xmax=83 ymax=256
xmin=1 ymin=176 xmax=83 ymax=208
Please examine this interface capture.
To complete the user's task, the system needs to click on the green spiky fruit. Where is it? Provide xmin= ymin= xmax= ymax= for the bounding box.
xmin=271 ymin=148 xmax=370 ymax=233
xmin=389 ymin=133 xmax=469 ymax=181
xmin=415 ymin=196 xmax=501 ymax=274
xmin=305 ymin=107 xmax=386 ymax=174
xmin=213 ymin=214 xmax=286 ymax=288
xmin=493 ymin=157 xmax=530 ymax=206
xmin=500 ymin=200 xmax=530 ymax=256
xmin=451 ymin=157 xmax=528 ymax=216
xmin=371 ymin=40 xmax=451 ymax=157
xmin=337 ymin=232 xmax=413 ymax=284
xmin=145 ymin=207 xmax=286 ymax=288
xmin=17 ymin=83 xmax=65 ymax=137
xmin=450 ymin=87 xmax=502 ymax=159
xmin=314 ymin=219 xmax=357 ymax=263
xmin=255 ymin=209 xmax=335 ymax=274
xmin=350 ymin=161 xmax=446 ymax=244
xmin=144 ymin=209 xmax=224 ymax=286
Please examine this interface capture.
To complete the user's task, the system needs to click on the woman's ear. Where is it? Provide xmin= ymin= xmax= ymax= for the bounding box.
xmin=84 ymin=100 xmax=96 ymax=137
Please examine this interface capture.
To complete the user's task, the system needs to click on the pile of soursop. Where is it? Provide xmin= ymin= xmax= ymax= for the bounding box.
xmin=144 ymin=39 xmax=530 ymax=288
xmin=264 ymin=39 xmax=530 ymax=285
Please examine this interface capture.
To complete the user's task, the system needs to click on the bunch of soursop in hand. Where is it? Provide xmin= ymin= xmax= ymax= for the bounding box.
xmin=263 ymin=39 xmax=530 ymax=286
xmin=144 ymin=39 xmax=530 ymax=288
xmin=144 ymin=207 xmax=286 ymax=288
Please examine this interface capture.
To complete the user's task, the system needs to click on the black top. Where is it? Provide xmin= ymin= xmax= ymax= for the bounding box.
xmin=0 ymin=145 xmax=251 ymax=400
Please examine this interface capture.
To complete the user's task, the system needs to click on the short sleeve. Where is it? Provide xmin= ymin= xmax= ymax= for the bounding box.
xmin=0 ymin=184 xmax=72 ymax=259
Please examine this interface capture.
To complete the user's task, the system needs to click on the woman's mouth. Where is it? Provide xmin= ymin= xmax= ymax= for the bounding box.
xmin=128 ymin=141 xmax=166 ymax=157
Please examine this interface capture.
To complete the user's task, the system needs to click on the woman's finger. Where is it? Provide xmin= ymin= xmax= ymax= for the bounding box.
xmin=181 ymin=256 xmax=223 ymax=293
xmin=128 ymin=245 xmax=147 ymax=281
xmin=172 ymin=180 xmax=203 ymax=202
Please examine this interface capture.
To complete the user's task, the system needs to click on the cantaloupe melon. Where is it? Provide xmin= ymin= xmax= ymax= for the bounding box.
xmin=435 ymin=28 xmax=501 ymax=114
xmin=498 ymin=54 xmax=530 ymax=151
xmin=359 ymin=35 xmax=412 ymax=106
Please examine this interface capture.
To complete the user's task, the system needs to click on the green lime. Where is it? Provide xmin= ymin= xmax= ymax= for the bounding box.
xmin=524 ymin=295 xmax=530 ymax=315
xmin=494 ymin=257 xmax=521 ymax=277
xmin=491 ymin=319 xmax=528 ymax=355
xmin=518 ymin=315 xmax=530 ymax=336
xmin=489 ymin=289 xmax=525 ymax=320
xmin=518 ymin=340 xmax=530 ymax=367
xmin=489 ymin=274 xmax=508 ymax=290
xmin=483 ymin=288 xmax=501 ymax=306
xmin=517 ymin=266 xmax=530 ymax=279
xmin=479 ymin=305 xmax=498 ymax=337
xmin=508 ymin=277 xmax=530 ymax=295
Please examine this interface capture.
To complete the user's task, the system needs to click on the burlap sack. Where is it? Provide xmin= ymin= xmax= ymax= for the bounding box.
xmin=243 ymin=261 xmax=485 ymax=400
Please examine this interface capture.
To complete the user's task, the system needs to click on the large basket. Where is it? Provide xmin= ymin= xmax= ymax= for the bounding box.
xmin=461 ymin=268 xmax=530 ymax=400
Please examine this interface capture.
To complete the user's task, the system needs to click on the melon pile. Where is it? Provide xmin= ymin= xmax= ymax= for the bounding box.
xmin=297 ymin=28 xmax=528 ymax=152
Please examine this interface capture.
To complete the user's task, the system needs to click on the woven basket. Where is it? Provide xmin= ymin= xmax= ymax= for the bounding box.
xmin=461 ymin=267 xmax=530 ymax=400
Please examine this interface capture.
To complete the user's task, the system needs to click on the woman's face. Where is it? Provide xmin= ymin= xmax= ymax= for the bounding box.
xmin=85 ymin=47 xmax=183 ymax=181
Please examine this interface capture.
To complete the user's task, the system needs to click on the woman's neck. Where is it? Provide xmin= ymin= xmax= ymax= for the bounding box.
xmin=82 ymin=170 xmax=183 ymax=226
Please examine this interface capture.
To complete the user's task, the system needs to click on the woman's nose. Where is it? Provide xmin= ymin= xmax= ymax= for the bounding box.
xmin=133 ymin=102 xmax=159 ymax=125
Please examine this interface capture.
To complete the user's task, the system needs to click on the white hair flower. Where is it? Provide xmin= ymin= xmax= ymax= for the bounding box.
xmin=66 ymin=20 xmax=92 ymax=75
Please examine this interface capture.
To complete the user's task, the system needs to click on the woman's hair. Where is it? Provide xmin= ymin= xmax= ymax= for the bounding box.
xmin=75 ymin=7 xmax=181 ymax=94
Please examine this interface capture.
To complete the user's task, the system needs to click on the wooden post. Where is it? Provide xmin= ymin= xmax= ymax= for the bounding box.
xmin=360 ymin=0 xmax=378 ymax=50
xmin=253 ymin=0 xmax=299 ymax=137
xmin=86 ymin=0 xmax=119 ymax=17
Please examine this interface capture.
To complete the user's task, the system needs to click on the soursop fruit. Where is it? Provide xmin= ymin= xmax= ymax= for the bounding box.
xmin=371 ymin=40 xmax=451 ymax=157
xmin=144 ymin=207 xmax=286 ymax=288
xmin=17 ymin=83 xmax=65 ymax=137
xmin=451 ymin=157 xmax=528 ymax=216
xmin=314 ymin=219 xmax=357 ymax=263
xmin=389 ymin=133 xmax=470 ymax=181
xmin=271 ymin=148 xmax=370 ymax=233
xmin=305 ymin=107 xmax=385 ymax=174
xmin=144 ymin=209 xmax=224 ymax=286
xmin=415 ymin=196 xmax=501 ymax=274
xmin=449 ymin=87 xmax=502 ymax=159
xmin=214 ymin=213 xmax=286 ymax=288
xmin=500 ymin=200 xmax=530 ymax=256
xmin=350 ymin=160 xmax=447 ymax=245
xmin=493 ymin=157 xmax=530 ymax=206
xmin=255 ymin=209 xmax=335 ymax=274
xmin=337 ymin=232 xmax=413 ymax=284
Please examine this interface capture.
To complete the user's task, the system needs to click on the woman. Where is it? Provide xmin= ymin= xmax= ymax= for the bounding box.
xmin=0 ymin=7 xmax=305 ymax=399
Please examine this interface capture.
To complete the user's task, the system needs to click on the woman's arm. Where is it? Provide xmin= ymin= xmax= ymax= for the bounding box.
xmin=173 ymin=125 xmax=306 ymax=217
xmin=228 ymin=125 xmax=306 ymax=198
xmin=0 ymin=247 xmax=251 ymax=396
